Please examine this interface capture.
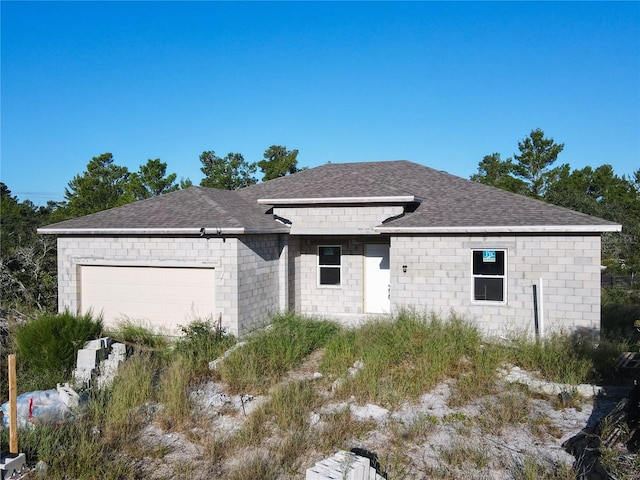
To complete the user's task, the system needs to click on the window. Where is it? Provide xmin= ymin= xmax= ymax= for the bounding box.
xmin=472 ymin=250 xmax=506 ymax=302
xmin=318 ymin=246 xmax=341 ymax=286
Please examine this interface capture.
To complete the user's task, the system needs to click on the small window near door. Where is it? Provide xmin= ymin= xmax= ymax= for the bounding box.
xmin=318 ymin=246 xmax=341 ymax=286
xmin=472 ymin=250 xmax=506 ymax=302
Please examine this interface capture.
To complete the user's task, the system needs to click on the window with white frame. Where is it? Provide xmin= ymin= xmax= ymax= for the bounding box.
xmin=318 ymin=246 xmax=341 ymax=286
xmin=472 ymin=249 xmax=506 ymax=302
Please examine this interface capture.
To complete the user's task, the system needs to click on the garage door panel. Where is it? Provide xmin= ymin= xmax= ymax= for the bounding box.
xmin=80 ymin=266 xmax=215 ymax=333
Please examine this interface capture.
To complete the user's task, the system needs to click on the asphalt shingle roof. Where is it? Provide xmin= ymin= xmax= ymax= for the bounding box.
xmin=40 ymin=161 xmax=619 ymax=233
xmin=40 ymin=186 xmax=288 ymax=232
xmin=239 ymin=161 xmax=619 ymax=229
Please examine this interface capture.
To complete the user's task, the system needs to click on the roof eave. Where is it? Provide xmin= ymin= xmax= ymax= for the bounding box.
xmin=37 ymin=226 xmax=290 ymax=236
xmin=373 ymin=224 xmax=623 ymax=234
xmin=257 ymin=195 xmax=422 ymax=205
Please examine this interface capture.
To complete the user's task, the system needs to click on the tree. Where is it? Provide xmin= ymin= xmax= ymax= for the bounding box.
xmin=64 ymin=153 xmax=131 ymax=216
xmin=0 ymin=183 xmax=57 ymax=311
xmin=472 ymin=131 xmax=639 ymax=275
xmin=542 ymin=164 xmax=640 ymax=274
xmin=257 ymin=145 xmax=301 ymax=181
xmin=469 ymin=153 xmax=527 ymax=194
xmin=512 ymin=128 xmax=565 ymax=198
xmin=199 ymin=151 xmax=257 ymax=190
xmin=126 ymin=158 xmax=179 ymax=200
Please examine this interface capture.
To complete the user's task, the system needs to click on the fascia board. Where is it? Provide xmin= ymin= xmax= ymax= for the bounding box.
xmin=257 ymin=195 xmax=421 ymax=205
xmin=37 ymin=226 xmax=290 ymax=235
xmin=373 ymin=224 xmax=622 ymax=234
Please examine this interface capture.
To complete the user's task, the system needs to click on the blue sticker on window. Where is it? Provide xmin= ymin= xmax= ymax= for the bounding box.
xmin=483 ymin=250 xmax=496 ymax=263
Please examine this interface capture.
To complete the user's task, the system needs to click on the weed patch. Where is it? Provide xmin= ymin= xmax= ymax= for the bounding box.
xmin=322 ymin=310 xmax=487 ymax=408
xmin=107 ymin=320 xmax=168 ymax=350
xmin=217 ymin=312 xmax=338 ymax=393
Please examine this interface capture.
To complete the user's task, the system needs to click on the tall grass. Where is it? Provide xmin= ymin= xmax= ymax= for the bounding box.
xmin=0 ymin=421 xmax=138 ymax=480
xmin=322 ymin=310 xmax=489 ymax=407
xmin=1 ymin=309 xmax=631 ymax=479
xmin=216 ymin=312 xmax=339 ymax=393
xmin=107 ymin=319 xmax=168 ymax=349
xmin=97 ymin=352 xmax=159 ymax=447
xmin=172 ymin=318 xmax=236 ymax=373
xmin=506 ymin=332 xmax=627 ymax=385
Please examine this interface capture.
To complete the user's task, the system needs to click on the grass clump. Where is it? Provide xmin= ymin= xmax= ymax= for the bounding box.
xmin=1 ymin=421 xmax=138 ymax=480
xmin=95 ymin=352 xmax=160 ymax=447
xmin=173 ymin=318 xmax=236 ymax=373
xmin=510 ymin=456 xmax=577 ymax=480
xmin=107 ymin=319 xmax=168 ymax=349
xmin=322 ymin=310 xmax=490 ymax=408
xmin=216 ymin=311 xmax=339 ymax=393
xmin=478 ymin=390 xmax=531 ymax=435
xmin=262 ymin=380 xmax=320 ymax=431
xmin=315 ymin=407 xmax=376 ymax=452
xmin=506 ymin=332 xmax=627 ymax=385
xmin=14 ymin=310 xmax=102 ymax=390
xmin=226 ymin=452 xmax=279 ymax=480
xmin=237 ymin=380 xmax=320 ymax=448
xmin=439 ymin=438 xmax=491 ymax=470
xmin=157 ymin=319 xmax=235 ymax=427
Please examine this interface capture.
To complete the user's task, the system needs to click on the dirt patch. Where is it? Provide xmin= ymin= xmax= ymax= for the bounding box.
xmin=125 ymin=370 xmax=634 ymax=479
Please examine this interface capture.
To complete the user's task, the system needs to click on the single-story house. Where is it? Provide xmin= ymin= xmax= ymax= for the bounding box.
xmin=38 ymin=160 xmax=621 ymax=338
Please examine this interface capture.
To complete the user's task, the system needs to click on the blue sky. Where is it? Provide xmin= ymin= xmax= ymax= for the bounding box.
xmin=2 ymin=1 xmax=639 ymax=204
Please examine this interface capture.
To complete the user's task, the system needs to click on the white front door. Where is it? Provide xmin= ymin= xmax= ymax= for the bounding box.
xmin=364 ymin=244 xmax=390 ymax=313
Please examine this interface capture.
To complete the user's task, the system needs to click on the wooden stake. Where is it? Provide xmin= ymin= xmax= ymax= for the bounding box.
xmin=8 ymin=353 xmax=18 ymax=454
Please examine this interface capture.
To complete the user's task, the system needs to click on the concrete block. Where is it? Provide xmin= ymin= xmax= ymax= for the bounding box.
xmin=111 ymin=342 xmax=127 ymax=356
xmin=83 ymin=337 xmax=112 ymax=350
xmin=73 ymin=368 xmax=93 ymax=388
xmin=0 ymin=452 xmax=26 ymax=479
xmin=57 ymin=383 xmax=80 ymax=408
xmin=76 ymin=348 xmax=102 ymax=370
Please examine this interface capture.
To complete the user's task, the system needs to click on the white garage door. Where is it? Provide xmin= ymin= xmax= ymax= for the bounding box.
xmin=80 ymin=265 xmax=216 ymax=334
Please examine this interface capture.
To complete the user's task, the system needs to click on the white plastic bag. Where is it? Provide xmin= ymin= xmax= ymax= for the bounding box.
xmin=1 ymin=389 xmax=72 ymax=427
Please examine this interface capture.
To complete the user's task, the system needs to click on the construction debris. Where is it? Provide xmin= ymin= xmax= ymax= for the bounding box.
xmin=563 ymin=385 xmax=640 ymax=479
xmin=1 ymin=383 xmax=83 ymax=428
xmin=0 ymin=452 xmax=25 ymax=480
xmin=306 ymin=449 xmax=387 ymax=480
xmin=616 ymin=351 xmax=640 ymax=380
xmin=73 ymin=337 xmax=130 ymax=389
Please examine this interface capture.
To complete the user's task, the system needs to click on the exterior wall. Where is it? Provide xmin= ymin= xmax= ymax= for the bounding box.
xmin=273 ymin=205 xmax=403 ymax=233
xmin=390 ymin=234 xmax=602 ymax=337
xmin=288 ymin=236 xmax=301 ymax=311
xmin=56 ymin=235 xmax=242 ymax=335
xmin=236 ymin=234 xmax=285 ymax=337
xmin=287 ymin=235 xmax=388 ymax=321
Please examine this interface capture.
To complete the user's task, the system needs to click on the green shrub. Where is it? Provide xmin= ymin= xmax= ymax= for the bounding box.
xmin=601 ymin=302 xmax=640 ymax=342
xmin=173 ymin=318 xmax=236 ymax=372
xmin=14 ymin=310 xmax=102 ymax=388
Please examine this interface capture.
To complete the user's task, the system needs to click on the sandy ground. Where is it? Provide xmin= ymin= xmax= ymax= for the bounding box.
xmin=131 ymin=358 xmax=634 ymax=480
